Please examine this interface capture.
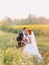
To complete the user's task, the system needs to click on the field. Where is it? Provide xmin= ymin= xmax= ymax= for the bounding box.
xmin=10 ymin=24 xmax=49 ymax=31
xmin=10 ymin=24 xmax=49 ymax=36
xmin=0 ymin=30 xmax=49 ymax=65
xmin=0 ymin=24 xmax=49 ymax=65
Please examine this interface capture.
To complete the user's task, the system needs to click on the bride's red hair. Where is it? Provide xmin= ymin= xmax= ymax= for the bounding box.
xmin=27 ymin=29 xmax=32 ymax=34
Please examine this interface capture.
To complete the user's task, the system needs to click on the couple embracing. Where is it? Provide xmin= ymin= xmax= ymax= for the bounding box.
xmin=16 ymin=27 xmax=43 ymax=60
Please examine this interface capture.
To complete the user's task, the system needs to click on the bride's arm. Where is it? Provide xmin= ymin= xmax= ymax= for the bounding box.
xmin=28 ymin=36 xmax=32 ymax=44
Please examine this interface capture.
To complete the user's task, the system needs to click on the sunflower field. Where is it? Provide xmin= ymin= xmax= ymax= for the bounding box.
xmin=0 ymin=24 xmax=49 ymax=65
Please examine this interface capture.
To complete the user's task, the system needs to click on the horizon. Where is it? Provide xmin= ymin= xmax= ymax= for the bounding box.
xmin=0 ymin=0 xmax=49 ymax=20
xmin=0 ymin=14 xmax=49 ymax=20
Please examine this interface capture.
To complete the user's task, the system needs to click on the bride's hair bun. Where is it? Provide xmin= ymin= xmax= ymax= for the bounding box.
xmin=27 ymin=29 xmax=32 ymax=34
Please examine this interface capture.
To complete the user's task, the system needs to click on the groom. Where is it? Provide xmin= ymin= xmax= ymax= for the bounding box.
xmin=16 ymin=27 xmax=28 ymax=48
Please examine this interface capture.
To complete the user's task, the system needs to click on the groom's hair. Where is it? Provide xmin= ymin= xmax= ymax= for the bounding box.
xmin=23 ymin=27 xmax=27 ymax=30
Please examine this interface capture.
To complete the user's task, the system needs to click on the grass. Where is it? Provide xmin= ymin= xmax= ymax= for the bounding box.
xmin=0 ymin=31 xmax=49 ymax=65
xmin=36 ymin=35 xmax=49 ymax=47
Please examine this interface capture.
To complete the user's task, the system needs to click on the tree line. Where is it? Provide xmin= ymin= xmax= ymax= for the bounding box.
xmin=0 ymin=14 xmax=49 ymax=26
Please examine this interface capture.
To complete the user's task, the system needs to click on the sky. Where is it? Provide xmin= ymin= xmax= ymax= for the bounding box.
xmin=0 ymin=0 xmax=49 ymax=19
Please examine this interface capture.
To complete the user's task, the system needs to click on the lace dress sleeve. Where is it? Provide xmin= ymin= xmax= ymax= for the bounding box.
xmin=27 ymin=35 xmax=32 ymax=44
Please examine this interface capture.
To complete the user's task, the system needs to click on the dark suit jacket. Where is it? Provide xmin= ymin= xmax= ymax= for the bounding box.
xmin=16 ymin=32 xmax=24 ymax=48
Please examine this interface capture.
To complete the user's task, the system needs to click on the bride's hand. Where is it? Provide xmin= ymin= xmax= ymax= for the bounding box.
xmin=28 ymin=36 xmax=32 ymax=44
xmin=23 ymin=38 xmax=27 ymax=42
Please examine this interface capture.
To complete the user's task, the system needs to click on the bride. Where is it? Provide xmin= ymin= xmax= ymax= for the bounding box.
xmin=23 ymin=29 xmax=43 ymax=60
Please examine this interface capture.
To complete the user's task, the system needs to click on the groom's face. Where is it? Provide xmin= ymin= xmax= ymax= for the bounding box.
xmin=23 ymin=29 xmax=28 ymax=34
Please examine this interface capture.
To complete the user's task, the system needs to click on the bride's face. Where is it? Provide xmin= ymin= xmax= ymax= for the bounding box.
xmin=27 ymin=30 xmax=32 ymax=35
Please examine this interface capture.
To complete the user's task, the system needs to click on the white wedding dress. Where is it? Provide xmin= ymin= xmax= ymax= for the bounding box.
xmin=23 ymin=31 xmax=43 ymax=60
